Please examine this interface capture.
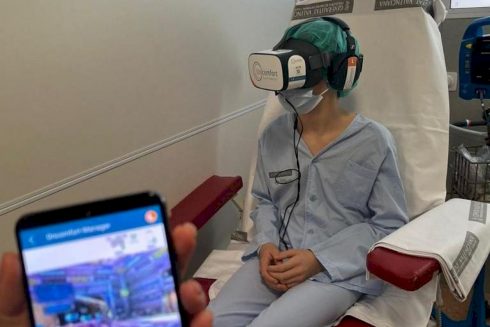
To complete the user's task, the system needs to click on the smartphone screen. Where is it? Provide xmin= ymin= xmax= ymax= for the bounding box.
xmin=16 ymin=193 xmax=186 ymax=327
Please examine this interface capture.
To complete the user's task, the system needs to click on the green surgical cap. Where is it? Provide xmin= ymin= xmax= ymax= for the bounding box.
xmin=284 ymin=20 xmax=361 ymax=97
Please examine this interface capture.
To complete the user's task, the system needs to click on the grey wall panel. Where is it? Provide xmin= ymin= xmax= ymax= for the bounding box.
xmin=0 ymin=106 xmax=264 ymax=251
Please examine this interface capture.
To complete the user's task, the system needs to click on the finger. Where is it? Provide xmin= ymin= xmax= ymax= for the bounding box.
xmin=274 ymin=250 xmax=297 ymax=261
xmin=271 ymin=267 xmax=302 ymax=284
xmin=172 ymin=223 xmax=197 ymax=275
xmin=267 ymin=281 xmax=288 ymax=292
xmin=190 ymin=310 xmax=213 ymax=327
xmin=0 ymin=253 xmax=27 ymax=317
xmin=180 ymin=279 xmax=207 ymax=316
xmin=282 ymin=275 xmax=304 ymax=285
xmin=259 ymin=254 xmax=270 ymax=269
xmin=259 ymin=256 xmax=278 ymax=285
xmin=269 ymin=271 xmax=293 ymax=284
xmin=260 ymin=268 xmax=279 ymax=286
xmin=270 ymin=247 xmax=281 ymax=257
xmin=267 ymin=260 xmax=295 ymax=273
xmin=269 ymin=271 xmax=293 ymax=283
xmin=260 ymin=263 xmax=280 ymax=286
xmin=262 ymin=275 xmax=278 ymax=286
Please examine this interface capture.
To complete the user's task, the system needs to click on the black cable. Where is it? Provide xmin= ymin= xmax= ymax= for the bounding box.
xmin=277 ymin=96 xmax=303 ymax=250
xmin=279 ymin=202 xmax=296 ymax=249
xmin=451 ymin=120 xmax=487 ymax=128
xmin=479 ymin=89 xmax=486 ymax=113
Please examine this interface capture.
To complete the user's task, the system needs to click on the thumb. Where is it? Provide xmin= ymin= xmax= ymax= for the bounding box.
xmin=0 ymin=253 xmax=27 ymax=317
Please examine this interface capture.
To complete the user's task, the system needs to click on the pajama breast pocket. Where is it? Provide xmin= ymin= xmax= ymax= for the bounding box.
xmin=333 ymin=160 xmax=377 ymax=211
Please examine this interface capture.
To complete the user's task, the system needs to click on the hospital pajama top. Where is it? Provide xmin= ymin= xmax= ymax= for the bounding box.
xmin=243 ymin=113 xmax=409 ymax=296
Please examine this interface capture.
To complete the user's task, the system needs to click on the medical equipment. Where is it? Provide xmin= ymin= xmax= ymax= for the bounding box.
xmin=433 ymin=16 xmax=490 ymax=326
xmin=459 ymin=17 xmax=490 ymax=100
xmin=248 ymin=17 xmax=363 ymax=92
xmin=452 ymin=17 xmax=490 ymax=201
xmin=451 ymin=92 xmax=490 ymax=198
xmin=451 ymin=144 xmax=490 ymax=201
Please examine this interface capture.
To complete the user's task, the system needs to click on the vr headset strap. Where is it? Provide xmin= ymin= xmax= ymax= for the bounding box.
xmin=309 ymin=52 xmax=331 ymax=70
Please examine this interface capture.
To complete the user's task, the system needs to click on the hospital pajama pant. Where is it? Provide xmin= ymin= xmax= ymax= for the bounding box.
xmin=208 ymin=258 xmax=361 ymax=327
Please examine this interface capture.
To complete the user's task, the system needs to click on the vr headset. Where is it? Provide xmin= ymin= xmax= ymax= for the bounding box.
xmin=248 ymin=17 xmax=363 ymax=92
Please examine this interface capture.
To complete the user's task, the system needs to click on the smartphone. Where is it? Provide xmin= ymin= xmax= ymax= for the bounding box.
xmin=16 ymin=192 xmax=188 ymax=327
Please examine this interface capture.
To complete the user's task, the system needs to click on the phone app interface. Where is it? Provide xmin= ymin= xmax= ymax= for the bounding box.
xmin=19 ymin=205 xmax=182 ymax=327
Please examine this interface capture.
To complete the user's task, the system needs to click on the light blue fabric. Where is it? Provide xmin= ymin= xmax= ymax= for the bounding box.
xmin=209 ymin=258 xmax=361 ymax=327
xmin=243 ymin=113 xmax=408 ymax=296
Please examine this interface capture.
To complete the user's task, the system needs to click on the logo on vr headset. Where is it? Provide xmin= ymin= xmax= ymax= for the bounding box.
xmin=252 ymin=61 xmax=278 ymax=82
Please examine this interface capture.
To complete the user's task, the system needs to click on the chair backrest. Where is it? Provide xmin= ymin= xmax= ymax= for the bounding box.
xmin=242 ymin=0 xmax=450 ymax=233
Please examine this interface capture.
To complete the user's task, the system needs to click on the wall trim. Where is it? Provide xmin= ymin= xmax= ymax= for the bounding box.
xmin=0 ymin=99 xmax=267 ymax=216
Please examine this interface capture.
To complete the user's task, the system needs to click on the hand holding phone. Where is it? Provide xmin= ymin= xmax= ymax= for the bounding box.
xmin=12 ymin=192 xmax=212 ymax=327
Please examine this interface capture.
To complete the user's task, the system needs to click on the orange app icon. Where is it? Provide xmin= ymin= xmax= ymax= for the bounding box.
xmin=145 ymin=210 xmax=158 ymax=224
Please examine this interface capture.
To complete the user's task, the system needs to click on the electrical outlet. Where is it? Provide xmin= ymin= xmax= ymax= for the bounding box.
xmin=448 ymin=72 xmax=458 ymax=92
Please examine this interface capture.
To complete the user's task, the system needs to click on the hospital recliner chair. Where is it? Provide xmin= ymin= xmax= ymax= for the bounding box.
xmin=185 ymin=1 xmax=450 ymax=326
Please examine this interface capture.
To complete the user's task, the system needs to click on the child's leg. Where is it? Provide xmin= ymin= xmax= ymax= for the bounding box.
xmin=248 ymin=280 xmax=361 ymax=327
xmin=208 ymin=258 xmax=282 ymax=327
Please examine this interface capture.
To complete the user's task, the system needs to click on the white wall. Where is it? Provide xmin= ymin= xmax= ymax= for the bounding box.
xmin=0 ymin=1 xmax=294 ymax=251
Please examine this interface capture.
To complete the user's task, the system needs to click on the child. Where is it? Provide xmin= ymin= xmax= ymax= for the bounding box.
xmin=209 ymin=18 xmax=408 ymax=327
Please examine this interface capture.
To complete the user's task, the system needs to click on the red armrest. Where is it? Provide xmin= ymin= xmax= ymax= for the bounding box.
xmin=337 ymin=317 xmax=374 ymax=327
xmin=367 ymin=247 xmax=440 ymax=291
xmin=336 ymin=249 xmax=441 ymax=326
xmin=170 ymin=175 xmax=243 ymax=229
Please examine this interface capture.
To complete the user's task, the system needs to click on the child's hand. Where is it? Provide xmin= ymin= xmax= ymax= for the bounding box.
xmin=268 ymin=249 xmax=323 ymax=288
xmin=259 ymin=243 xmax=288 ymax=292
xmin=0 ymin=253 xmax=29 ymax=327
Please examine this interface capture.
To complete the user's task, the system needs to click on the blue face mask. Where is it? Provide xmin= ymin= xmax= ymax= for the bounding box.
xmin=277 ymin=87 xmax=329 ymax=115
